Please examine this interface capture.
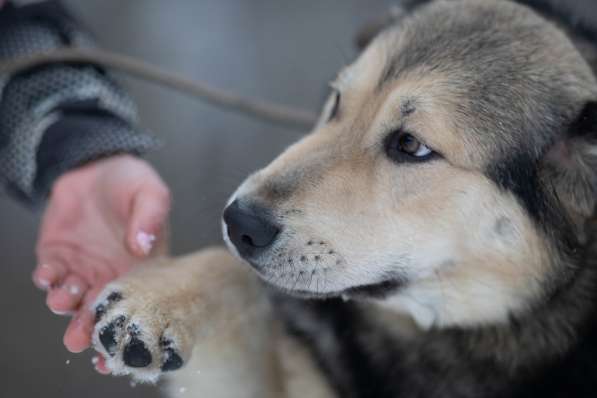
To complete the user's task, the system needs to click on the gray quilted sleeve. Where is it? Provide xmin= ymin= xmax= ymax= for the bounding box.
xmin=0 ymin=1 xmax=159 ymax=205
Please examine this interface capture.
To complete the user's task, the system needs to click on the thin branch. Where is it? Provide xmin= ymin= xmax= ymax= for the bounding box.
xmin=0 ymin=47 xmax=318 ymax=130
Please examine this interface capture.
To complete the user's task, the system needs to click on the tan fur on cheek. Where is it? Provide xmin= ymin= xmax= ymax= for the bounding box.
xmin=374 ymin=172 xmax=552 ymax=329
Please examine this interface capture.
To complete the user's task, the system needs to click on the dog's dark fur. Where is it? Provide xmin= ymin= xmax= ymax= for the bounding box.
xmin=271 ymin=1 xmax=597 ymax=397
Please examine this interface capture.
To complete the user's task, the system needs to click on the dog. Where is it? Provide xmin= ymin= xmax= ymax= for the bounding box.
xmin=90 ymin=0 xmax=597 ymax=396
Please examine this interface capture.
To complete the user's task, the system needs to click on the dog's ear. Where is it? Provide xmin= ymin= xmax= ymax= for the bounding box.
xmin=541 ymin=102 xmax=597 ymax=228
xmin=354 ymin=0 xmax=434 ymax=50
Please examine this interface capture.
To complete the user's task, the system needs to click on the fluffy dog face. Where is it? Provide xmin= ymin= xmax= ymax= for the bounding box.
xmin=224 ymin=0 xmax=597 ymax=328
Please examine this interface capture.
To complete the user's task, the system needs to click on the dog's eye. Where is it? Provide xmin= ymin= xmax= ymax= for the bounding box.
xmin=326 ymin=90 xmax=340 ymax=122
xmin=385 ymin=131 xmax=434 ymax=162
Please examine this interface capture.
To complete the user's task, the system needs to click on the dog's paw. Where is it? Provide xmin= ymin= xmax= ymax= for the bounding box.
xmin=92 ymin=275 xmax=197 ymax=383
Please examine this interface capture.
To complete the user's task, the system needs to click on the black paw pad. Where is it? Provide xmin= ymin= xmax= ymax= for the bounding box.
xmin=99 ymin=315 xmax=125 ymax=356
xmin=123 ymin=337 xmax=152 ymax=368
xmin=161 ymin=348 xmax=183 ymax=372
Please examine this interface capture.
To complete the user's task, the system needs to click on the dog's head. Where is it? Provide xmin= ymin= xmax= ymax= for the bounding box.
xmin=223 ymin=0 xmax=597 ymax=328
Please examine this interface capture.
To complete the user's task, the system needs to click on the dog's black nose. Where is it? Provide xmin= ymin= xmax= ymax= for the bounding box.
xmin=223 ymin=200 xmax=280 ymax=257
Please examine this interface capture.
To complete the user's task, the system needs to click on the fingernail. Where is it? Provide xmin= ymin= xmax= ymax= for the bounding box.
xmin=51 ymin=308 xmax=75 ymax=316
xmin=136 ymin=231 xmax=156 ymax=255
xmin=36 ymin=264 xmax=57 ymax=289
xmin=91 ymin=356 xmax=99 ymax=366
xmin=37 ymin=278 xmax=51 ymax=290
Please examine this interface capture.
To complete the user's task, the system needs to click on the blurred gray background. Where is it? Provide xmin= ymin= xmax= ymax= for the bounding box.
xmin=1 ymin=1 xmax=596 ymax=397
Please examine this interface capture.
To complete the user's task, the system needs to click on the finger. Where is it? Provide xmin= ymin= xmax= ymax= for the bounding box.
xmin=46 ymin=275 xmax=88 ymax=314
xmin=63 ymin=310 xmax=93 ymax=353
xmin=63 ymin=287 xmax=101 ymax=353
xmin=32 ymin=262 xmax=67 ymax=290
xmin=127 ymin=185 xmax=171 ymax=257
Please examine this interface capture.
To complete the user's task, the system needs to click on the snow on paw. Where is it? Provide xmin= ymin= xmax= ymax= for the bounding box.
xmin=92 ymin=283 xmax=190 ymax=383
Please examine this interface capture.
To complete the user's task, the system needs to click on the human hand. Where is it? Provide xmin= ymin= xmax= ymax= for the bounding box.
xmin=32 ymin=155 xmax=171 ymax=354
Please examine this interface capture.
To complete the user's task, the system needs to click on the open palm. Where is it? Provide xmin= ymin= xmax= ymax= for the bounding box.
xmin=32 ymin=155 xmax=171 ymax=353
